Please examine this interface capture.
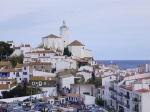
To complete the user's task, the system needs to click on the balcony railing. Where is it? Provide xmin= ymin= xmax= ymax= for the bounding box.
xmin=109 ymin=87 xmax=114 ymax=91
xmin=125 ymin=104 xmax=130 ymax=108
xmin=110 ymin=96 xmax=117 ymax=100
xmin=133 ymin=98 xmax=141 ymax=102
xmin=133 ymin=107 xmax=139 ymax=112
xmin=124 ymin=95 xmax=130 ymax=99
xmin=117 ymin=101 xmax=124 ymax=105
xmin=118 ymin=92 xmax=123 ymax=96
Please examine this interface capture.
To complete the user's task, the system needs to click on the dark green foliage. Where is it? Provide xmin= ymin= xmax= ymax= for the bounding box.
xmin=63 ymin=47 xmax=72 ymax=56
xmin=23 ymin=82 xmax=27 ymax=96
xmin=10 ymin=54 xmax=24 ymax=67
xmin=74 ymin=78 xmax=80 ymax=84
xmin=77 ymin=62 xmax=81 ymax=68
xmin=0 ymin=41 xmax=14 ymax=60
xmin=86 ymin=78 xmax=102 ymax=88
xmin=96 ymin=98 xmax=104 ymax=106
xmin=52 ymin=68 xmax=56 ymax=73
xmin=2 ymin=82 xmax=42 ymax=98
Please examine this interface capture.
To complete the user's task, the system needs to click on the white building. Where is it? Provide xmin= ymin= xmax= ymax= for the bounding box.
xmin=67 ymin=93 xmax=96 ymax=105
xmin=24 ymin=49 xmax=65 ymax=68
xmin=70 ymin=84 xmax=96 ymax=96
xmin=59 ymin=74 xmax=74 ymax=89
xmin=56 ymin=58 xmax=77 ymax=72
xmin=11 ymin=44 xmax=31 ymax=57
xmin=68 ymin=40 xmax=92 ymax=58
xmin=102 ymin=71 xmax=150 ymax=112
xmin=0 ymin=79 xmax=16 ymax=97
xmin=38 ymin=21 xmax=69 ymax=51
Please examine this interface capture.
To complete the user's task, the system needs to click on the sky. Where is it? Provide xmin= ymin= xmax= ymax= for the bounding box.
xmin=0 ymin=0 xmax=150 ymax=60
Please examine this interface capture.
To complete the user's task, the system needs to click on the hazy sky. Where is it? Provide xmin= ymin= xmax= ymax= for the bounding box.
xmin=0 ymin=0 xmax=150 ymax=60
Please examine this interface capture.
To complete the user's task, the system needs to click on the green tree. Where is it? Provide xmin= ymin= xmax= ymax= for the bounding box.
xmin=10 ymin=54 xmax=24 ymax=67
xmin=63 ymin=47 xmax=72 ymax=56
xmin=96 ymin=98 xmax=104 ymax=106
xmin=23 ymin=82 xmax=27 ymax=96
xmin=86 ymin=78 xmax=102 ymax=88
xmin=0 ymin=41 xmax=14 ymax=60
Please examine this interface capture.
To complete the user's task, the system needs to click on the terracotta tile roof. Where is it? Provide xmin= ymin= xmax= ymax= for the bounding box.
xmin=30 ymin=76 xmax=46 ymax=80
xmin=99 ymin=86 xmax=105 ymax=89
xmin=21 ymin=44 xmax=30 ymax=47
xmin=123 ymin=72 xmax=147 ymax=78
xmin=119 ymin=86 xmax=132 ymax=91
xmin=29 ymin=62 xmax=51 ymax=66
xmin=15 ymin=64 xmax=27 ymax=68
xmin=68 ymin=40 xmax=85 ymax=46
xmin=26 ymin=50 xmax=55 ymax=54
xmin=56 ymin=49 xmax=62 ymax=53
xmin=0 ymin=79 xmax=16 ymax=82
xmin=97 ymin=72 xmax=104 ymax=75
xmin=30 ymin=76 xmax=55 ymax=81
xmin=43 ymin=34 xmax=60 ymax=38
xmin=7 ymin=40 xmax=13 ymax=43
xmin=67 ymin=93 xmax=81 ymax=97
xmin=59 ymin=74 xmax=73 ymax=78
xmin=0 ymin=69 xmax=10 ymax=72
xmin=136 ymin=89 xmax=150 ymax=93
xmin=77 ymin=60 xmax=88 ymax=63
xmin=125 ymin=77 xmax=150 ymax=82
xmin=14 ymin=47 xmax=20 ymax=49
xmin=0 ymin=84 xmax=9 ymax=89
xmin=0 ymin=61 xmax=11 ymax=66
xmin=104 ymin=69 xmax=110 ymax=72
xmin=10 ymin=68 xmax=22 ymax=72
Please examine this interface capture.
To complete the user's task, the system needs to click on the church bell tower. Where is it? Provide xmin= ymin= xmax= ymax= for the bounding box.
xmin=60 ymin=21 xmax=69 ymax=49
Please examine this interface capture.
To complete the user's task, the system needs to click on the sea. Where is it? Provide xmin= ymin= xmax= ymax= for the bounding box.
xmin=97 ymin=60 xmax=150 ymax=70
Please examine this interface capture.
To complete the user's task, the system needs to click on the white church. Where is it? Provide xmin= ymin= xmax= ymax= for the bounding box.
xmin=38 ymin=21 xmax=92 ymax=59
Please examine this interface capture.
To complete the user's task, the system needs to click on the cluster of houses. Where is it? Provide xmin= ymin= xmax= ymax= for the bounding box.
xmin=98 ymin=64 xmax=150 ymax=112
xmin=1 ymin=21 xmax=150 ymax=112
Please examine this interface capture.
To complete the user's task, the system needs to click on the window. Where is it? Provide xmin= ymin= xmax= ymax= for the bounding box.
xmin=15 ymin=78 xmax=17 ymax=80
xmin=20 ymin=78 xmax=21 ymax=80
xmin=39 ymin=81 xmax=42 ymax=86
xmin=16 ymin=72 xmax=20 ymax=77
xmin=6 ymin=82 xmax=10 ymax=84
xmin=43 ymin=54 xmax=45 ymax=56
xmin=44 ymin=82 xmax=46 ymax=85
xmin=23 ymin=72 xmax=27 ymax=75
xmin=32 ymin=82 xmax=35 ymax=85
xmin=24 ymin=67 xmax=26 ymax=70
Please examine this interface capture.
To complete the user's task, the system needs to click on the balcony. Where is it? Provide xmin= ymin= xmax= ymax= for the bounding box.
xmin=133 ymin=98 xmax=141 ymax=102
xmin=117 ymin=101 xmax=124 ymax=105
xmin=125 ymin=104 xmax=130 ymax=108
xmin=110 ymin=96 xmax=117 ymax=100
xmin=124 ymin=95 xmax=130 ymax=99
xmin=133 ymin=107 xmax=139 ymax=112
xmin=118 ymin=92 xmax=123 ymax=97
xmin=109 ymin=87 xmax=114 ymax=91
